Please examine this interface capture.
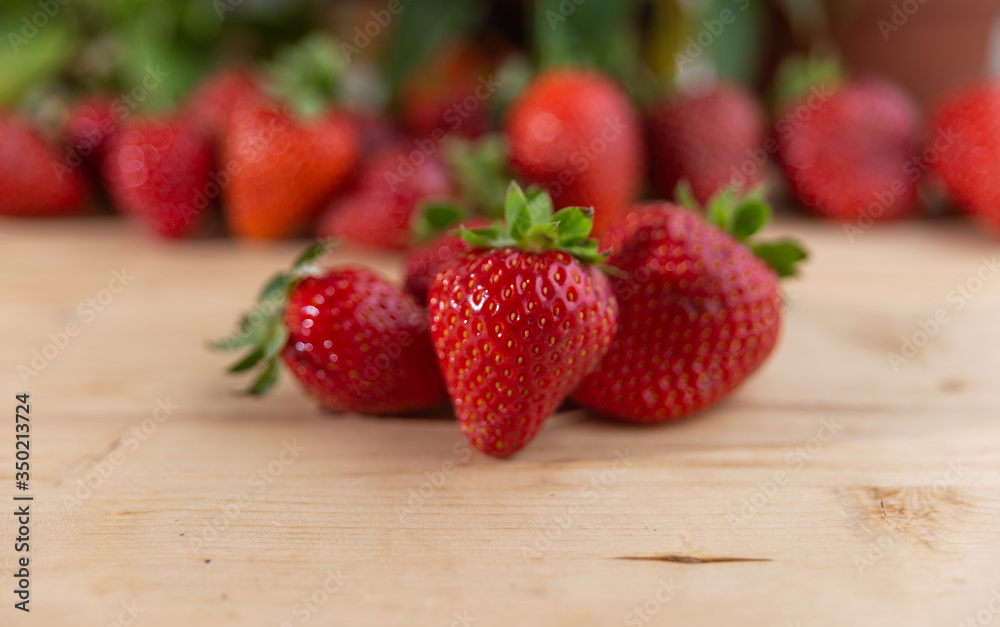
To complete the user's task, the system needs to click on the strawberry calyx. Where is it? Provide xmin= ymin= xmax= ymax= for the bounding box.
xmin=675 ymin=180 xmax=807 ymax=278
xmin=443 ymin=134 xmax=512 ymax=218
xmin=458 ymin=181 xmax=606 ymax=264
xmin=209 ymin=239 xmax=335 ymax=395
xmin=772 ymin=54 xmax=843 ymax=110
xmin=264 ymin=34 xmax=345 ymax=118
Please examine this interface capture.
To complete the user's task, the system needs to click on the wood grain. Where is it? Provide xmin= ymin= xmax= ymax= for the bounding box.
xmin=0 ymin=215 xmax=998 ymax=626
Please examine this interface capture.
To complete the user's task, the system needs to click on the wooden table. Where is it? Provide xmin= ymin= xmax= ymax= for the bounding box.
xmin=1 ymin=216 xmax=998 ymax=626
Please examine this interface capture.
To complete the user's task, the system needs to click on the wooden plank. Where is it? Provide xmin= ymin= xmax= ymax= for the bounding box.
xmin=0 ymin=215 xmax=998 ymax=626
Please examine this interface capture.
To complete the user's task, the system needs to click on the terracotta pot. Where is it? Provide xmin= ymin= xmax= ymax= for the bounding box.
xmin=831 ymin=0 xmax=1000 ymax=109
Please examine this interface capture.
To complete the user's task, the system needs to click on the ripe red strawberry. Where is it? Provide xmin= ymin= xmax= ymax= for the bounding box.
xmin=572 ymin=189 xmax=806 ymax=422
xmin=776 ymin=63 xmax=920 ymax=221
xmin=184 ymin=68 xmax=262 ymax=140
xmin=64 ymin=95 xmax=119 ymax=173
xmin=928 ymin=79 xmax=1000 ymax=233
xmin=213 ymin=242 xmax=447 ymax=414
xmin=398 ymin=40 xmax=502 ymax=140
xmin=0 ymin=113 xmax=89 ymax=217
xmin=103 ymin=116 xmax=214 ymax=238
xmin=647 ymin=82 xmax=767 ymax=204
xmin=504 ymin=70 xmax=644 ymax=235
xmin=223 ymin=103 xmax=359 ymax=239
xmin=404 ymin=209 xmax=491 ymax=304
xmin=316 ymin=143 xmax=454 ymax=249
xmin=428 ymin=183 xmax=618 ymax=457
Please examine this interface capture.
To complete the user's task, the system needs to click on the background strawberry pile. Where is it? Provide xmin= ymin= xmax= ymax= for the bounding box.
xmin=2 ymin=0 xmax=999 ymax=241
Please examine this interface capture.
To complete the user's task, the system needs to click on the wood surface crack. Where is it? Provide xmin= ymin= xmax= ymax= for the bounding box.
xmin=880 ymin=498 xmax=893 ymax=528
xmin=617 ymin=554 xmax=771 ymax=564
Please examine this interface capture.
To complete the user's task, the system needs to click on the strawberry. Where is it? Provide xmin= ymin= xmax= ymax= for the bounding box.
xmin=775 ymin=59 xmax=921 ymax=221
xmin=571 ymin=188 xmax=806 ymax=422
xmin=0 ymin=113 xmax=89 ymax=217
xmin=103 ymin=116 xmax=214 ymax=238
xmin=428 ymin=183 xmax=618 ymax=457
xmin=928 ymin=79 xmax=1000 ymax=233
xmin=403 ymin=207 xmax=491 ymax=304
xmin=223 ymin=104 xmax=358 ymax=239
xmin=212 ymin=241 xmax=447 ymax=414
xmin=64 ymin=95 xmax=119 ymax=174
xmin=504 ymin=69 xmax=645 ymax=235
xmin=221 ymin=36 xmax=361 ymax=239
xmin=183 ymin=68 xmax=262 ymax=141
xmin=646 ymin=82 xmax=767 ymax=204
xmin=316 ymin=143 xmax=454 ymax=249
xmin=398 ymin=40 xmax=502 ymax=140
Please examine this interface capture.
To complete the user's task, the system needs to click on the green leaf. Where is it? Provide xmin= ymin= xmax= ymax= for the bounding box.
xmin=245 ymin=359 xmax=281 ymax=396
xmin=414 ymin=201 xmax=467 ymax=242
xmin=552 ymin=207 xmax=593 ymax=246
xmin=292 ymin=238 xmax=334 ymax=272
xmin=752 ymin=240 xmax=808 ymax=278
xmin=525 ymin=185 xmax=555 ymax=225
xmin=262 ymin=325 xmax=290 ymax=361
xmin=525 ymin=223 xmax=560 ymax=249
xmin=459 ymin=226 xmax=500 ymax=249
xmin=674 ymin=180 xmax=698 ymax=211
xmin=504 ymin=181 xmax=532 ymax=241
xmin=228 ymin=347 xmax=266 ymax=373
xmin=564 ymin=240 xmax=607 ymax=264
xmin=731 ymin=200 xmax=771 ymax=241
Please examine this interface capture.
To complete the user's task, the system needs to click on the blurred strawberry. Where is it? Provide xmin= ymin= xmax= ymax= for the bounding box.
xmin=928 ymin=79 xmax=1000 ymax=233
xmin=0 ymin=113 xmax=89 ymax=217
xmin=64 ymin=95 xmax=119 ymax=174
xmin=398 ymin=40 xmax=503 ymax=140
xmin=647 ymin=82 xmax=767 ymax=204
xmin=317 ymin=143 xmax=455 ymax=249
xmin=103 ymin=116 xmax=214 ymax=238
xmin=224 ymin=104 xmax=359 ymax=239
xmin=184 ymin=68 xmax=262 ymax=141
xmin=775 ymin=58 xmax=921 ymax=222
xmin=344 ymin=109 xmax=402 ymax=160
xmin=504 ymin=69 xmax=644 ymax=235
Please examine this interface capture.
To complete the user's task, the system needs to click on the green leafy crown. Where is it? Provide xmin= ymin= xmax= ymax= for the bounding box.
xmin=675 ymin=181 xmax=807 ymax=278
xmin=455 ymin=181 xmax=607 ymax=264
xmin=208 ymin=240 xmax=334 ymax=395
